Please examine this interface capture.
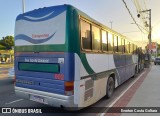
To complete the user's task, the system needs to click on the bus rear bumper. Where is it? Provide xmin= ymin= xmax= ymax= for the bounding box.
xmin=15 ymin=86 xmax=78 ymax=109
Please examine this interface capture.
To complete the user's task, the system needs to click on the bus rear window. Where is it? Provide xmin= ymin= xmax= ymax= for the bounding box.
xmin=18 ymin=63 xmax=59 ymax=73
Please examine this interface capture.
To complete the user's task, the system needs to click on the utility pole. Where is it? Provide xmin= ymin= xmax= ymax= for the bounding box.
xmin=138 ymin=9 xmax=151 ymax=67
xmin=109 ymin=21 xmax=113 ymax=29
xmin=149 ymin=9 xmax=152 ymax=55
xmin=22 ymin=0 xmax=25 ymax=13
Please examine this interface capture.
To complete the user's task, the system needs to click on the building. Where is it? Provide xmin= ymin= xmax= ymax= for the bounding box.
xmin=146 ymin=42 xmax=158 ymax=57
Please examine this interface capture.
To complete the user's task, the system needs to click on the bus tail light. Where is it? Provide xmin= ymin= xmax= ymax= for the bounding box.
xmin=64 ymin=81 xmax=74 ymax=96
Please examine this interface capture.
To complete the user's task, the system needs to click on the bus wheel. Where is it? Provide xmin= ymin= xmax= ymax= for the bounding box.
xmin=106 ymin=77 xmax=114 ymax=98
xmin=132 ymin=67 xmax=137 ymax=78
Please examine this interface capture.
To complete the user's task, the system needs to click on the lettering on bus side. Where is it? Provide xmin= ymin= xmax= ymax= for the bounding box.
xmin=24 ymin=58 xmax=49 ymax=63
xmin=32 ymin=34 xmax=49 ymax=39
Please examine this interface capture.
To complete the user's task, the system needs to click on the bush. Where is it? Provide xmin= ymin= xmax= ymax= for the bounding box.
xmin=0 ymin=44 xmax=6 ymax=50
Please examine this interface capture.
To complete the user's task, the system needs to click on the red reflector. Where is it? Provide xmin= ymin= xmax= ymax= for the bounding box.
xmin=65 ymin=86 xmax=74 ymax=91
xmin=64 ymin=82 xmax=74 ymax=95
xmin=64 ymin=82 xmax=74 ymax=91
xmin=54 ymin=74 xmax=64 ymax=80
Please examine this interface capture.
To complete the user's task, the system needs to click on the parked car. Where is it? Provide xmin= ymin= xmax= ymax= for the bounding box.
xmin=8 ymin=67 xmax=14 ymax=79
xmin=154 ymin=58 xmax=160 ymax=65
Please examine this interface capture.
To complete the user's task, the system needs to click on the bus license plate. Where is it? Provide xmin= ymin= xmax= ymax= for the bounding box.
xmin=30 ymin=95 xmax=44 ymax=103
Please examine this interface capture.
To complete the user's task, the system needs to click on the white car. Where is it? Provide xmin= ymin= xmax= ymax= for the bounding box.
xmin=8 ymin=67 xmax=14 ymax=79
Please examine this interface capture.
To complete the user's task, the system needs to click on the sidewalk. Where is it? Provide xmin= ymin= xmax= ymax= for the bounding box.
xmin=124 ymin=65 xmax=160 ymax=107
xmin=121 ymin=65 xmax=160 ymax=116
xmin=105 ymin=65 xmax=160 ymax=116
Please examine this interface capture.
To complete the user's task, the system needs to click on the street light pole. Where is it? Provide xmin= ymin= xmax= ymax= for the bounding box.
xmin=22 ymin=0 xmax=25 ymax=13
xmin=109 ymin=21 xmax=113 ymax=29
xmin=139 ymin=9 xmax=151 ymax=52
xmin=148 ymin=9 xmax=152 ymax=55
xmin=138 ymin=9 xmax=151 ymax=65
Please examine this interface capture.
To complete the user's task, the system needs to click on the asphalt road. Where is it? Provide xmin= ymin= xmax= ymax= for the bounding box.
xmin=0 ymin=69 xmax=145 ymax=116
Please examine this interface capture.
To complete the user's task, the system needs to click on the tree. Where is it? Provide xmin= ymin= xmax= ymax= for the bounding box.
xmin=0 ymin=44 xmax=6 ymax=50
xmin=0 ymin=36 xmax=14 ymax=50
xmin=158 ymin=44 xmax=160 ymax=50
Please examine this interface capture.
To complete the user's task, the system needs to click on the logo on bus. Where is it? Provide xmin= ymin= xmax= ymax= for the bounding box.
xmin=32 ymin=34 xmax=49 ymax=39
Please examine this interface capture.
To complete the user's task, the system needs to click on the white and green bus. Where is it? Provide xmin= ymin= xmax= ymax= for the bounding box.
xmin=14 ymin=4 xmax=140 ymax=110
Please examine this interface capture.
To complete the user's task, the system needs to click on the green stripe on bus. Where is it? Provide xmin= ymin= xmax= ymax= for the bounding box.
xmin=15 ymin=44 xmax=66 ymax=52
xmin=80 ymin=53 xmax=95 ymax=74
xmin=19 ymin=63 xmax=59 ymax=73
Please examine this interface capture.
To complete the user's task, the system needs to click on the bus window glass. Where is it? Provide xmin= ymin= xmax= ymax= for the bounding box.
xmin=122 ymin=39 xmax=125 ymax=53
xmin=136 ymin=45 xmax=138 ymax=54
xmin=133 ymin=44 xmax=136 ymax=54
xmin=114 ymin=35 xmax=118 ymax=52
xmin=130 ymin=43 xmax=134 ymax=54
xmin=102 ymin=30 xmax=107 ymax=51
xmin=81 ymin=20 xmax=91 ymax=50
xmin=125 ymin=40 xmax=130 ymax=53
xmin=118 ymin=37 xmax=122 ymax=53
xmin=92 ymin=25 xmax=101 ymax=51
xmin=108 ymin=32 xmax=113 ymax=52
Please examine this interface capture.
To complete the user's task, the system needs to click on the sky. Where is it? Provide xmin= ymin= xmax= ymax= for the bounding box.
xmin=0 ymin=0 xmax=160 ymax=47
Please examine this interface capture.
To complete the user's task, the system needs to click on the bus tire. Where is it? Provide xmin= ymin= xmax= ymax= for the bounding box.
xmin=106 ymin=76 xmax=114 ymax=98
xmin=132 ymin=66 xmax=137 ymax=78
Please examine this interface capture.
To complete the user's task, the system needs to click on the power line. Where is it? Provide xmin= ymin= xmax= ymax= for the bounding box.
xmin=132 ymin=0 xmax=148 ymax=32
xmin=122 ymin=0 xmax=146 ymax=33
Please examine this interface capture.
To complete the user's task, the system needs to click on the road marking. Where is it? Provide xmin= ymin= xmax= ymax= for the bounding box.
xmin=5 ymin=99 xmax=23 ymax=105
xmin=99 ymin=71 xmax=146 ymax=116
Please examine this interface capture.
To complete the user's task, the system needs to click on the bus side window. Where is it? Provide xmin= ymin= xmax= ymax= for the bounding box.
xmin=118 ymin=37 xmax=122 ymax=53
xmin=81 ymin=20 xmax=91 ymax=50
xmin=108 ymin=32 xmax=113 ymax=52
xmin=114 ymin=35 xmax=118 ymax=52
xmin=135 ymin=45 xmax=138 ymax=54
xmin=102 ymin=30 xmax=107 ymax=51
xmin=130 ymin=43 xmax=134 ymax=54
xmin=133 ymin=44 xmax=137 ymax=54
xmin=122 ymin=38 xmax=125 ymax=53
xmin=125 ymin=40 xmax=130 ymax=53
xmin=92 ymin=25 xmax=101 ymax=51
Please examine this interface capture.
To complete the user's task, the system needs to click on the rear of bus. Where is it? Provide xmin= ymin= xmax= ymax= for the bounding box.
xmin=14 ymin=5 xmax=78 ymax=108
